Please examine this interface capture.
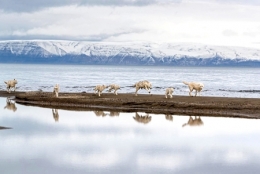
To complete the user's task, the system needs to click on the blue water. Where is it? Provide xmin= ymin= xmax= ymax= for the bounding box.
xmin=0 ymin=64 xmax=260 ymax=98
xmin=1 ymin=64 xmax=260 ymax=174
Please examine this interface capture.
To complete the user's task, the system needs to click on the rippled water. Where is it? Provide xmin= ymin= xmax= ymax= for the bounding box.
xmin=0 ymin=64 xmax=260 ymax=98
xmin=1 ymin=97 xmax=260 ymax=174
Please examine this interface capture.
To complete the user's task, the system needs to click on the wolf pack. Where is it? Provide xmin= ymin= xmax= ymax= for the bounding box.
xmin=3 ymin=79 xmax=204 ymax=98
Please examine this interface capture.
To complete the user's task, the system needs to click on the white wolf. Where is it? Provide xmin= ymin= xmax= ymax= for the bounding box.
xmin=183 ymin=81 xmax=204 ymax=97
xmin=134 ymin=80 xmax=152 ymax=96
xmin=4 ymin=79 xmax=18 ymax=93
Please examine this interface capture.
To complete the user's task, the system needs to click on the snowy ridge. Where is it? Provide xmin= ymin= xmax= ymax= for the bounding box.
xmin=0 ymin=40 xmax=260 ymax=65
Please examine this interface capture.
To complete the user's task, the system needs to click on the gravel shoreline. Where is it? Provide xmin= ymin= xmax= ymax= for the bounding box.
xmin=1 ymin=90 xmax=260 ymax=118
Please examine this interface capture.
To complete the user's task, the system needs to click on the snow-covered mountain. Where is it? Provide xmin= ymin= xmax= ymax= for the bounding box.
xmin=0 ymin=40 xmax=260 ymax=66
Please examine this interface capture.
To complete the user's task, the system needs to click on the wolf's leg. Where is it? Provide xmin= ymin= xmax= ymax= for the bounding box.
xmin=135 ymin=87 xmax=139 ymax=96
xmin=146 ymin=87 xmax=151 ymax=94
xmin=189 ymin=88 xmax=193 ymax=96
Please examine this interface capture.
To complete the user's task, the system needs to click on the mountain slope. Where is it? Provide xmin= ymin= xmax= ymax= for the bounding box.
xmin=0 ymin=40 xmax=260 ymax=66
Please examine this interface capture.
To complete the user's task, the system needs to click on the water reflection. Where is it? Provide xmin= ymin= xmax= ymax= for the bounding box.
xmin=1 ymin=97 xmax=260 ymax=174
xmin=0 ymin=126 xmax=11 ymax=130
xmin=4 ymin=97 xmax=17 ymax=112
xmin=93 ymin=111 xmax=120 ymax=117
xmin=109 ymin=111 xmax=120 ymax=117
xmin=52 ymin=109 xmax=59 ymax=122
xmin=94 ymin=110 xmax=108 ymax=117
xmin=165 ymin=114 xmax=173 ymax=121
xmin=133 ymin=112 xmax=152 ymax=124
xmin=182 ymin=116 xmax=204 ymax=127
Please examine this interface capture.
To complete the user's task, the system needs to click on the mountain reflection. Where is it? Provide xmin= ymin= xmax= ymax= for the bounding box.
xmin=52 ymin=109 xmax=59 ymax=122
xmin=182 ymin=116 xmax=204 ymax=127
xmin=4 ymin=97 xmax=17 ymax=112
xmin=133 ymin=112 xmax=152 ymax=124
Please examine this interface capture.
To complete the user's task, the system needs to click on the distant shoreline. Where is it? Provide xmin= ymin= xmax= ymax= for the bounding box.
xmin=0 ymin=62 xmax=260 ymax=67
xmin=1 ymin=90 xmax=260 ymax=119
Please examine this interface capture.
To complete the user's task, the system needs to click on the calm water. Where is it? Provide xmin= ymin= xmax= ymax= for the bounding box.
xmin=1 ymin=97 xmax=260 ymax=174
xmin=1 ymin=64 xmax=260 ymax=173
xmin=0 ymin=64 xmax=260 ymax=98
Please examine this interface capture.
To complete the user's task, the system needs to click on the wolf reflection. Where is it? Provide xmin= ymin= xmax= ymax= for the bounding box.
xmin=52 ymin=109 xmax=59 ymax=122
xmin=133 ymin=112 xmax=152 ymax=124
xmin=4 ymin=97 xmax=17 ymax=112
xmin=182 ymin=116 xmax=204 ymax=127
xmin=92 ymin=111 xmax=204 ymax=127
xmin=50 ymin=109 xmax=203 ymax=127
xmin=165 ymin=114 xmax=173 ymax=121
xmin=93 ymin=111 xmax=120 ymax=117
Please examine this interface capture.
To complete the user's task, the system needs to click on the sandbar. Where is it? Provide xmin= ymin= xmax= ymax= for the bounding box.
xmin=1 ymin=90 xmax=259 ymax=119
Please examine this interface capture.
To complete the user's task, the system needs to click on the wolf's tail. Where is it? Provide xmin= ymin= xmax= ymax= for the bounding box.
xmin=183 ymin=81 xmax=189 ymax=85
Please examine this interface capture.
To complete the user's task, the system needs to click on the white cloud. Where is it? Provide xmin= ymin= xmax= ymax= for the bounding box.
xmin=0 ymin=0 xmax=260 ymax=48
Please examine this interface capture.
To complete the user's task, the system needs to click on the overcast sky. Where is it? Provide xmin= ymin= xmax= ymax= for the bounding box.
xmin=0 ymin=0 xmax=260 ymax=48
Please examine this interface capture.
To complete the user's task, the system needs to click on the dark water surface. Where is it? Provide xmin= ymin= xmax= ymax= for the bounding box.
xmin=1 ymin=97 xmax=260 ymax=174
